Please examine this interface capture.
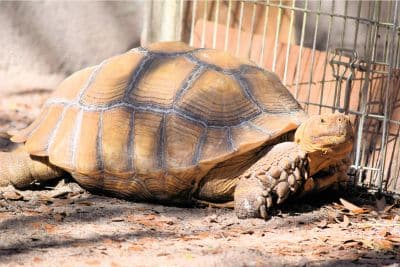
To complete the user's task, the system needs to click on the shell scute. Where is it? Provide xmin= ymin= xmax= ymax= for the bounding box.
xmin=199 ymin=127 xmax=234 ymax=163
xmin=75 ymin=111 xmax=101 ymax=174
xmin=101 ymin=107 xmax=134 ymax=177
xmin=133 ymin=111 xmax=164 ymax=175
xmin=52 ymin=67 xmax=94 ymax=101
xmin=165 ymin=114 xmax=204 ymax=168
xmin=241 ymin=68 xmax=301 ymax=113
xmin=9 ymin=107 xmax=49 ymax=143
xmin=176 ymin=70 xmax=260 ymax=126
xmin=251 ymin=114 xmax=302 ymax=139
xmin=25 ymin=105 xmax=64 ymax=156
xmin=81 ymin=51 xmax=144 ymax=105
xmin=47 ymin=107 xmax=80 ymax=171
xmin=128 ymin=56 xmax=195 ymax=108
xmin=231 ymin=122 xmax=272 ymax=152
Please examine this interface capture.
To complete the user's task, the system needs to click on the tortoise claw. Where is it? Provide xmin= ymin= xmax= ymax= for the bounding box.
xmin=259 ymin=204 xmax=267 ymax=219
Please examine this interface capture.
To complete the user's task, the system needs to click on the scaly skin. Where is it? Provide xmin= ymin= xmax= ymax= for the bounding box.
xmin=234 ymin=113 xmax=354 ymax=219
xmin=0 ymin=148 xmax=64 ymax=188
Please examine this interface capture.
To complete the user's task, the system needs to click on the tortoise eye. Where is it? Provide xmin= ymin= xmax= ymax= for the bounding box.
xmin=320 ymin=118 xmax=325 ymax=123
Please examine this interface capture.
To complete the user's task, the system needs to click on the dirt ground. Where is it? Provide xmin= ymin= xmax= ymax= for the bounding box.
xmin=0 ymin=89 xmax=399 ymax=267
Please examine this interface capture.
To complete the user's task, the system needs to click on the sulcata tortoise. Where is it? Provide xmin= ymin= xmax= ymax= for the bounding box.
xmin=0 ymin=42 xmax=354 ymax=219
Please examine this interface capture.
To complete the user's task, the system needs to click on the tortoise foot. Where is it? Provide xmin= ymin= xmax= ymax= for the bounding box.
xmin=234 ymin=142 xmax=308 ymax=219
xmin=234 ymin=175 xmax=270 ymax=219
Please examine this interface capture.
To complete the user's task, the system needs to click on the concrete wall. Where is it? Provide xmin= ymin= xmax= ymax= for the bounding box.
xmin=0 ymin=1 xmax=144 ymax=92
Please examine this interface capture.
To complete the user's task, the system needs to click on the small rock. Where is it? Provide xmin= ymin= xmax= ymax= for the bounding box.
xmin=208 ymin=214 xmax=218 ymax=223
xmin=241 ymin=230 xmax=254 ymax=235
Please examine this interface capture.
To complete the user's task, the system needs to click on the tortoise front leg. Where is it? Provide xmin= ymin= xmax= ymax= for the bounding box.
xmin=234 ymin=143 xmax=351 ymax=219
xmin=234 ymin=142 xmax=308 ymax=219
xmin=0 ymin=149 xmax=64 ymax=188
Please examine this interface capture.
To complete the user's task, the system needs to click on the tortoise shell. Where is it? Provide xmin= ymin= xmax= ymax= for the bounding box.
xmin=10 ymin=41 xmax=307 ymax=199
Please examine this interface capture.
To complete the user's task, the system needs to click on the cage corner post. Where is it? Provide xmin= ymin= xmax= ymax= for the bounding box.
xmin=140 ymin=0 xmax=186 ymax=46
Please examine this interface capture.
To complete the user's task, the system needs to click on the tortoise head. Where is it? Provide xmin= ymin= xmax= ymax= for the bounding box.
xmin=294 ymin=113 xmax=354 ymax=175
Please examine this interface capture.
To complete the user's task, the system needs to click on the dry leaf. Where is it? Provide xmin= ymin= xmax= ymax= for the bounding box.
xmin=181 ymin=235 xmax=201 ymax=241
xmin=43 ymin=223 xmax=56 ymax=233
xmin=128 ymin=245 xmax=144 ymax=251
xmin=53 ymin=213 xmax=65 ymax=222
xmin=85 ymin=259 xmax=101 ymax=265
xmin=2 ymin=191 xmax=23 ymax=200
xmin=48 ymin=188 xmax=71 ymax=198
xmin=317 ymin=219 xmax=328 ymax=229
xmin=38 ymin=194 xmax=54 ymax=203
xmin=326 ymin=210 xmax=339 ymax=222
xmin=129 ymin=214 xmax=169 ymax=228
xmin=386 ymin=235 xmax=400 ymax=244
xmin=374 ymin=239 xmax=394 ymax=250
xmin=157 ymin=252 xmax=170 ymax=257
xmin=33 ymin=257 xmax=43 ymax=263
xmin=339 ymin=198 xmax=369 ymax=214
xmin=102 ymin=239 xmax=115 ymax=245
xmin=343 ymin=239 xmax=362 ymax=248
xmin=316 ymin=236 xmax=329 ymax=243
xmin=143 ymin=214 xmax=156 ymax=220
xmin=78 ymin=201 xmax=93 ymax=206
xmin=383 ymin=204 xmax=396 ymax=213
xmin=37 ymin=204 xmax=52 ymax=213
xmin=339 ymin=198 xmax=361 ymax=211
xmin=125 ymin=214 xmax=136 ymax=223
xmin=136 ymin=237 xmax=158 ymax=244
xmin=379 ymin=229 xmax=391 ymax=237
xmin=195 ymin=232 xmax=212 ymax=238
xmin=241 ymin=230 xmax=255 ymax=235
xmin=30 ymin=222 xmax=42 ymax=230
xmin=111 ymin=262 xmax=121 ymax=267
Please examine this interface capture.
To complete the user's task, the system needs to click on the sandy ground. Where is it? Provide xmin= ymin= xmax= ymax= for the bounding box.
xmin=0 ymin=89 xmax=399 ymax=267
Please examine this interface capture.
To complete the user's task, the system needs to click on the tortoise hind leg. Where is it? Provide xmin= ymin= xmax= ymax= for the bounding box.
xmin=0 ymin=149 xmax=64 ymax=188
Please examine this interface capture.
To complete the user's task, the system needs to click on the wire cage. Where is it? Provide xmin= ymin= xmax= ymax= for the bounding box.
xmin=142 ymin=0 xmax=400 ymax=197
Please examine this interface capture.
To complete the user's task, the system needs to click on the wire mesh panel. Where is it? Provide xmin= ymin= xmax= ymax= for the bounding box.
xmin=164 ymin=0 xmax=400 ymax=196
